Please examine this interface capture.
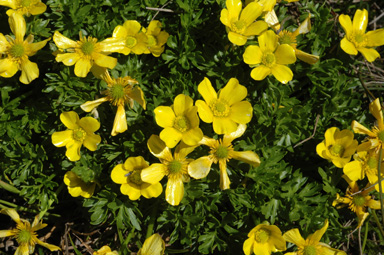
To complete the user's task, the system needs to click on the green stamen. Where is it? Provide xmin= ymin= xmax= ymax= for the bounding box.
xmin=303 ymin=245 xmax=317 ymax=255
xmin=232 ymin=20 xmax=246 ymax=33
xmin=215 ymin=145 xmax=229 ymax=159
xmin=10 ymin=44 xmax=25 ymax=58
xmin=73 ymin=128 xmax=86 ymax=141
xmin=17 ymin=229 xmax=32 ymax=243
xmin=353 ymin=194 xmax=366 ymax=207
xmin=330 ymin=144 xmax=345 ymax=157
xmin=254 ymin=228 xmax=270 ymax=243
xmin=81 ymin=41 xmax=95 ymax=55
xmin=126 ymin=36 xmax=137 ymax=48
xmin=128 ymin=170 xmax=143 ymax=185
xmin=110 ymin=84 xmax=125 ymax=100
xmin=168 ymin=160 xmax=182 ymax=174
xmin=264 ymin=53 xmax=275 ymax=66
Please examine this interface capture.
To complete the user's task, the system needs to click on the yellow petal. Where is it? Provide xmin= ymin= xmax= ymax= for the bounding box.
xmin=139 ymin=233 xmax=165 ymax=255
xmin=258 ymin=30 xmax=277 ymax=52
xmin=122 ymin=20 xmax=142 ymax=35
xmin=154 ymin=106 xmax=175 ymax=128
xmin=99 ymin=37 xmax=126 ymax=53
xmin=219 ymin=78 xmax=247 ymax=106
xmin=275 ymin=44 xmax=296 ymax=65
xmin=83 ymin=133 xmax=101 ymax=151
xmin=0 ymin=58 xmax=19 ymax=78
xmin=223 ymin=123 xmax=247 ymax=143
xmin=80 ymin=97 xmax=109 ymax=112
xmin=112 ymin=25 xmax=127 ymax=38
xmin=220 ymin=8 xmax=230 ymax=27
xmin=141 ymin=163 xmax=166 ymax=184
xmin=271 ymin=64 xmax=293 ymax=84
xmin=174 ymin=141 xmax=197 ymax=159
xmin=243 ymin=20 xmax=268 ymax=37
xmin=343 ymin=161 xmax=364 ymax=181
xmin=0 ymin=0 xmax=17 ymax=9
xmin=339 ymin=14 xmax=352 ymax=35
xmin=369 ymin=98 xmax=384 ymax=128
xmin=283 ymin=228 xmax=305 ymax=247
xmin=367 ymin=199 xmax=381 ymax=210
xmin=78 ymin=116 xmax=100 ymax=133
xmin=213 ymin=117 xmax=238 ymax=135
xmin=309 ymin=219 xmax=328 ymax=244
xmin=198 ymin=77 xmax=217 ymax=105
xmin=324 ymin=127 xmax=338 ymax=146
xmin=111 ymin=104 xmax=127 ymax=136
xmin=124 ymin=156 xmax=148 ymax=171
xmin=1 ymin=208 xmax=21 ymax=224
xmin=181 ymin=127 xmax=203 ymax=146
xmin=316 ymin=141 xmax=329 ymax=160
xmin=129 ymin=86 xmax=146 ymax=109
xmin=65 ymin=140 xmax=82 ymax=161
xmin=9 ymin=13 xmax=26 ymax=41
xmin=56 ymin=52 xmax=80 ymax=66
xmin=140 ymin=182 xmax=163 ymax=199
xmin=353 ymin=9 xmax=368 ymax=34
xmin=240 ymin=2 xmax=263 ymax=26
xmin=229 ymin=101 xmax=253 ymax=124
xmin=0 ymin=230 xmax=15 ymax=238
xmin=340 ymin=37 xmax=358 ymax=55
xmin=196 ymin=100 xmax=213 ymax=123
xmin=165 ymin=177 xmax=184 ymax=206
xmin=93 ymin=53 xmax=117 ymax=69
xmin=111 ymin=164 xmax=127 ymax=184
xmin=188 ymin=156 xmax=213 ymax=179
xmin=293 ymin=15 xmax=311 ymax=37
xmin=228 ymin=31 xmax=248 ymax=46
xmin=29 ymin=2 xmax=47 ymax=15
xmin=243 ymin=45 xmax=263 ymax=65
xmin=184 ymin=106 xmax=199 ymax=128
xmin=160 ymin=127 xmax=183 ymax=148
xmin=366 ymin=29 xmax=384 ymax=47
xmin=35 ymin=239 xmax=61 ymax=252
xmin=15 ymin=243 xmax=29 ymax=255
xmin=121 ymin=183 xmax=141 ymax=200
xmin=226 ymin=0 xmax=242 ymax=22
xmin=51 ymin=130 xmax=73 ymax=147
xmin=243 ymin=237 xmax=254 ymax=255
xmin=219 ymin=160 xmax=230 ymax=190
xmin=358 ymin=47 xmax=380 ymax=62
xmin=19 ymin=59 xmax=39 ymax=84
xmin=147 ymin=135 xmax=173 ymax=160
xmin=351 ymin=120 xmax=375 ymax=137
xmin=27 ymin=38 xmax=50 ymax=55
xmin=295 ymin=49 xmax=319 ymax=64
xmin=74 ymin=58 xmax=92 ymax=77
xmin=53 ymin=31 xmax=77 ymax=49
xmin=60 ymin=111 xmax=79 ymax=129
xmin=174 ymin=94 xmax=193 ymax=116
xmin=231 ymin=151 xmax=260 ymax=167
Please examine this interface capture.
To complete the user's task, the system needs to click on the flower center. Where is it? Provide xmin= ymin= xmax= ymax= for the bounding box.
xmin=73 ymin=128 xmax=86 ymax=141
xmin=378 ymin=131 xmax=384 ymax=142
xmin=10 ymin=44 xmax=25 ymax=58
xmin=303 ymin=245 xmax=317 ymax=255
xmin=348 ymin=32 xmax=367 ymax=48
xmin=81 ymin=41 xmax=95 ymax=55
xmin=215 ymin=145 xmax=229 ymax=159
xmin=173 ymin=115 xmax=190 ymax=133
xmin=17 ymin=229 xmax=32 ymax=243
xmin=262 ymin=52 xmax=276 ymax=67
xmin=168 ymin=160 xmax=182 ymax=174
xmin=367 ymin=157 xmax=378 ymax=169
xmin=110 ymin=83 xmax=125 ymax=100
xmin=126 ymin=36 xmax=137 ymax=48
xmin=128 ymin=170 xmax=143 ymax=185
xmin=210 ymin=100 xmax=230 ymax=117
xmin=353 ymin=194 xmax=366 ymax=207
xmin=232 ymin=20 xmax=246 ymax=34
xmin=21 ymin=0 xmax=31 ymax=7
xmin=254 ymin=228 xmax=271 ymax=243
xmin=329 ymin=144 xmax=345 ymax=157
xmin=278 ymin=30 xmax=297 ymax=47
xmin=147 ymin=35 xmax=157 ymax=47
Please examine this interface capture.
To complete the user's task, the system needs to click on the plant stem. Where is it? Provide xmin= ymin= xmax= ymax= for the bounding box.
xmin=146 ymin=200 xmax=159 ymax=239
xmin=361 ymin=220 xmax=369 ymax=252
xmin=371 ymin=209 xmax=384 ymax=242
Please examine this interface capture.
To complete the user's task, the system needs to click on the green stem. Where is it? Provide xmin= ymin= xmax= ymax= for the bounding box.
xmin=378 ymin=146 xmax=384 ymax=226
xmin=166 ymin=248 xmax=191 ymax=254
xmin=371 ymin=210 xmax=384 ymax=243
xmin=0 ymin=180 xmax=21 ymax=194
xmin=361 ymin=220 xmax=369 ymax=252
xmin=146 ymin=200 xmax=159 ymax=239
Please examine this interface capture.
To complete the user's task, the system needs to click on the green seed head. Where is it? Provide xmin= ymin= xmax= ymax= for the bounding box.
xmin=169 ymin=160 xmax=182 ymax=174
xmin=10 ymin=44 xmax=25 ymax=58
xmin=81 ymin=41 xmax=95 ymax=55
xmin=303 ymin=245 xmax=317 ymax=255
xmin=215 ymin=145 xmax=229 ymax=159
xmin=110 ymin=84 xmax=125 ymax=101
xmin=21 ymin=0 xmax=31 ymax=7
xmin=17 ymin=229 xmax=32 ymax=243
xmin=353 ymin=194 xmax=366 ymax=207
xmin=378 ymin=131 xmax=384 ymax=142
xmin=330 ymin=144 xmax=345 ymax=157
xmin=254 ymin=228 xmax=271 ymax=244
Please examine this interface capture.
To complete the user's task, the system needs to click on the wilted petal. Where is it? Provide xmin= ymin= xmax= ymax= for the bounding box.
xmin=188 ymin=156 xmax=213 ymax=179
xmin=231 ymin=151 xmax=260 ymax=167
xmin=9 ymin=13 xmax=26 ymax=40
xmin=19 ymin=59 xmax=39 ymax=84
xmin=165 ymin=177 xmax=184 ymax=206
xmin=111 ymin=104 xmax=127 ymax=136
xmin=80 ymin=97 xmax=109 ymax=112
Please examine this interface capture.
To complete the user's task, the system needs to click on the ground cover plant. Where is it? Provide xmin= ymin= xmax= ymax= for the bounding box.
xmin=1 ymin=0 xmax=384 ymax=254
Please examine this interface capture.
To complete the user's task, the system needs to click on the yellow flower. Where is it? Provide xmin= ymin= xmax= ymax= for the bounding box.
xmin=154 ymin=94 xmax=203 ymax=148
xmin=141 ymin=135 xmax=196 ymax=206
xmin=220 ymin=0 xmax=268 ymax=46
xmin=0 ymin=208 xmax=61 ymax=255
xmin=245 ymin=0 xmax=276 ymax=12
xmin=111 ymin=20 xmax=148 ymax=55
xmin=81 ymin=70 xmax=146 ymax=136
xmin=339 ymin=9 xmax=384 ymax=62
xmin=64 ymin=171 xmax=96 ymax=198
xmin=283 ymin=219 xmax=346 ymax=255
xmin=352 ymin=98 xmax=384 ymax=151
xmin=195 ymin=77 xmax=253 ymax=135
xmin=188 ymin=124 xmax=260 ymax=190
xmin=93 ymin=245 xmax=118 ymax=255
xmin=316 ymin=127 xmax=358 ymax=168
xmin=53 ymin=31 xmax=124 ymax=77
xmin=143 ymin=20 xmax=169 ymax=57
xmin=111 ymin=156 xmax=163 ymax=200
xmin=0 ymin=0 xmax=46 ymax=16
xmin=0 ymin=13 xmax=50 ymax=84
xmin=138 ymin=233 xmax=165 ymax=255
xmin=243 ymin=224 xmax=286 ymax=255
xmin=243 ymin=30 xmax=296 ymax=84
xmin=51 ymin=111 xmax=101 ymax=161
xmin=333 ymin=176 xmax=380 ymax=229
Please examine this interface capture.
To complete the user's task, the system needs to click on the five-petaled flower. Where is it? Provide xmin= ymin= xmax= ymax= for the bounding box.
xmin=141 ymin=135 xmax=196 ymax=206
xmin=243 ymin=30 xmax=296 ymax=84
xmin=220 ymin=0 xmax=268 ymax=46
xmin=143 ymin=20 xmax=169 ymax=57
xmin=63 ymin=171 xmax=96 ymax=198
xmin=196 ymin=77 xmax=253 ymax=135
xmin=316 ymin=127 xmax=358 ymax=168
xmin=137 ymin=233 xmax=165 ymax=255
xmin=154 ymin=94 xmax=203 ymax=148
xmin=243 ymin=223 xmax=286 ymax=255
xmin=0 ymin=0 xmax=47 ymax=16
xmin=0 ymin=208 xmax=61 ymax=255
xmin=111 ymin=156 xmax=163 ymax=200
xmin=81 ymin=70 xmax=146 ymax=136
xmin=0 ymin=13 xmax=50 ymax=84
xmin=53 ymin=31 xmax=124 ymax=77
xmin=51 ymin=111 xmax=101 ymax=161
xmin=283 ymin=219 xmax=346 ymax=255
xmin=188 ymin=124 xmax=260 ymax=190
xmin=339 ymin=9 xmax=384 ymax=62
xmin=111 ymin=20 xmax=148 ymax=55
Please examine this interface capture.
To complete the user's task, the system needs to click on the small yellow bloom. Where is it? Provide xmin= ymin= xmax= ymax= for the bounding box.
xmin=141 ymin=135 xmax=196 ymax=206
xmin=111 ymin=156 xmax=163 ymax=200
xmin=81 ymin=70 xmax=146 ymax=136
xmin=64 ymin=171 xmax=96 ymax=198
xmin=0 ymin=0 xmax=46 ymax=16
xmin=283 ymin=219 xmax=346 ymax=255
xmin=352 ymin=98 xmax=384 ymax=151
xmin=339 ymin=9 xmax=384 ymax=62
xmin=143 ymin=20 xmax=169 ymax=57
xmin=333 ymin=176 xmax=380 ymax=229
xmin=245 ymin=0 xmax=276 ymax=12
xmin=51 ymin=111 xmax=101 ymax=161
xmin=111 ymin=20 xmax=148 ymax=55
xmin=0 ymin=208 xmax=61 ymax=255
xmin=138 ymin=233 xmax=165 ymax=255
xmin=316 ymin=127 xmax=358 ymax=168
xmin=0 ymin=13 xmax=50 ymax=84
xmin=195 ymin=77 xmax=253 ymax=135
xmin=220 ymin=0 xmax=268 ymax=46
xmin=154 ymin=94 xmax=203 ymax=148
xmin=93 ymin=245 xmax=118 ymax=255
xmin=188 ymin=124 xmax=260 ymax=190
xmin=243 ymin=224 xmax=286 ymax=255
xmin=243 ymin=30 xmax=296 ymax=84
xmin=53 ymin=31 xmax=124 ymax=77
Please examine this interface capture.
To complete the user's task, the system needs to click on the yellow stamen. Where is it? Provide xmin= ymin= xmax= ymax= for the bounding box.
xmin=254 ymin=228 xmax=270 ymax=243
xmin=73 ymin=128 xmax=86 ymax=141
xmin=173 ymin=116 xmax=190 ymax=133
xmin=128 ymin=170 xmax=143 ymax=185
xmin=10 ymin=44 xmax=25 ymax=58
xmin=329 ymin=144 xmax=345 ymax=157
xmin=262 ymin=52 xmax=276 ymax=67
xmin=210 ymin=100 xmax=230 ymax=117
xmin=232 ymin=20 xmax=246 ymax=34
xmin=81 ymin=41 xmax=95 ymax=55
xmin=126 ymin=36 xmax=137 ymax=48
